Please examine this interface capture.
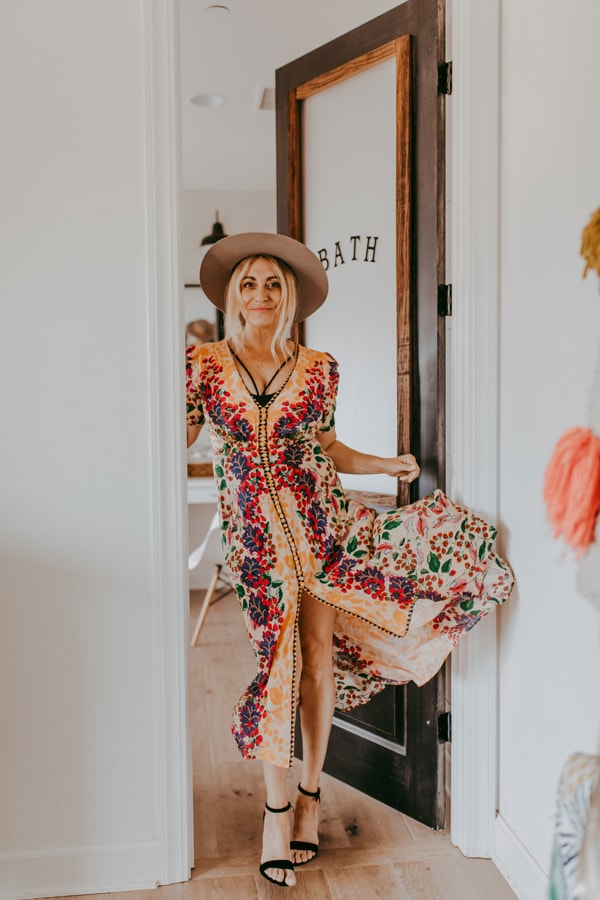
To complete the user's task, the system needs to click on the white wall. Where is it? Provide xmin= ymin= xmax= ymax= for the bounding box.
xmin=0 ymin=2 xmax=189 ymax=896
xmin=495 ymin=0 xmax=600 ymax=895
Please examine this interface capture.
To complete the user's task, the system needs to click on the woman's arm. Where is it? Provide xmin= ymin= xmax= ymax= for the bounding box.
xmin=187 ymin=424 xmax=201 ymax=448
xmin=186 ymin=344 xmax=205 ymax=447
xmin=317 ymin=428 xmax=420 ymax=483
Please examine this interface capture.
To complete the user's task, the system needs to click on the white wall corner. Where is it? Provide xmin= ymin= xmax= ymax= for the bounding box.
xmin=142 ymin=0 xmax=193 ymax=885
xmin=447 ymin=0 xmax=502 ymax=858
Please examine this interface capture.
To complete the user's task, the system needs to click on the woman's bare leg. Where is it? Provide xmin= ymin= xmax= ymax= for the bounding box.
xmin=291 ymin=589 xmax=336 ymax=864
xmin=261 ymin=761 xmax=296 ymax=886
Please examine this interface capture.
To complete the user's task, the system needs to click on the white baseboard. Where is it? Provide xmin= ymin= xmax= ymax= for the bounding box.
xmin=494 ymin=815 xmax=549 ymax=900
xmin=0 ymin=841 xmax=162 ymax=900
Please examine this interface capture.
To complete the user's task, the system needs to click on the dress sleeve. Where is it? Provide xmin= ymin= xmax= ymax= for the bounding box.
xmin=185 ymin=345 xmax=205 ymax=428
xmin=319 ymin=353 xmax=339 ymax=433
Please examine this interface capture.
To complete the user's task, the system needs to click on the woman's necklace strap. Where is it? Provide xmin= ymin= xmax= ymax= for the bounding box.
xmin=229 ymin=344 xmax=295 ymax=397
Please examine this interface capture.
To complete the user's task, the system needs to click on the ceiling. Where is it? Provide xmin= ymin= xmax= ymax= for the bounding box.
xmin=179 ymin=0 xmax=401 ymax=193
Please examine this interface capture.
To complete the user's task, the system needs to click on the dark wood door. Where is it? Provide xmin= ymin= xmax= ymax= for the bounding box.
xmin=276 ymin=0 xmax=448 ymax=829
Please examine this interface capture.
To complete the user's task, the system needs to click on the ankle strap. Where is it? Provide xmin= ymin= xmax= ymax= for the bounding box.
xmin=297 ymin=783 xmax=320 ymax=800
xmin=265 ymin=801 xmax=292 ymax=814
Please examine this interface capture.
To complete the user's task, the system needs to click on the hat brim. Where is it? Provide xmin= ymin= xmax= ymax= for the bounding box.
xmin=199 ymin=232 xmax=328 ymax=323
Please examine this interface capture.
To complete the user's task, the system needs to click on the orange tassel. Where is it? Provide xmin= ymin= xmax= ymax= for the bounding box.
xmin=543 ymin=427 xmax=600 ymax=556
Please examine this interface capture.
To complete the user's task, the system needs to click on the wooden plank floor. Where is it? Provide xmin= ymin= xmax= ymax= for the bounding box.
xmin=57 ymin=589 xmax=516 ymax=900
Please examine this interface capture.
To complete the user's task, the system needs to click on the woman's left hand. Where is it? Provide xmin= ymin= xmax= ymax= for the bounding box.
xmin=384 ymin=454 xmax=420 ymax=483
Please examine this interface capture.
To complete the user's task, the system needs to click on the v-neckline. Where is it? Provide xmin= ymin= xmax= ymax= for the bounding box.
xmin=226 ymin=340 xmax=300 ymax=408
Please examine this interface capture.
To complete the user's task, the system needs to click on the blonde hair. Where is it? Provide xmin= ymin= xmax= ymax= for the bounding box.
xmin=224 ymin=255 xmax=298 ymax=360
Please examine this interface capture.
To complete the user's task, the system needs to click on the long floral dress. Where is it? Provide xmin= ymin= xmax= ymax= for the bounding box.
xmin=186 ymin=339 xmax=514 ymax=768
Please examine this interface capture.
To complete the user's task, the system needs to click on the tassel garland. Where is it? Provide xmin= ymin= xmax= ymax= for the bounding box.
xmin=543 ymin=426 xmax=600 ymax=556
xmin=581 ymin=206 xmax=600 ymax=280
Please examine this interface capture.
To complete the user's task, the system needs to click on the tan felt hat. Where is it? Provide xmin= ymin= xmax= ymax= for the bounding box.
xmin=199 ymin=232 xmax=328 ymax=322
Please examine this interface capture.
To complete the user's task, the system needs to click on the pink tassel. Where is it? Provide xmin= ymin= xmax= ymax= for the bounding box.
xmin=543 ymin=427 xmax=600 ymax=555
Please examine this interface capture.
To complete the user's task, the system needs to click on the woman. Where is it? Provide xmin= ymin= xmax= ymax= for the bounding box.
xmin=186 ymin=232 xmax=514 ymax=887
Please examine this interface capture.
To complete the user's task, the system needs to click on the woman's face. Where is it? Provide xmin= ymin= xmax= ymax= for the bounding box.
xmin=239 ymin=257 xmax=283 ymax=330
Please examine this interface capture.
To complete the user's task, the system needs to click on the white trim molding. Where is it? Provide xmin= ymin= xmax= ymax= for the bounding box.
xmin=0 ymin=843 xmax=161 ymax=900
xmin=494 ymin=816 xmax=550 ymax=900
xmin=447 ymin=0 xmax=502 ymax=857
xmin=143 ymin=0 xmax=193 ymax=885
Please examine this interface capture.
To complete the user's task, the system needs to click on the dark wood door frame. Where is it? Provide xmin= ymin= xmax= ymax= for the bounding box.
xmin=276 ymin=0 xmax=446 ymax=500
xmin=276 ymin=0 xmax=448 ymax=829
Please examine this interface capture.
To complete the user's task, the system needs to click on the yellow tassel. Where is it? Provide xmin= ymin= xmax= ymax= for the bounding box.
xmin=581 ymin=206 xmax=600 ymax=280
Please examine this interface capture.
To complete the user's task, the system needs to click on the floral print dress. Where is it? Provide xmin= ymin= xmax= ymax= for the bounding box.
xmin=186 ymin=340 xmax=514 ymax=768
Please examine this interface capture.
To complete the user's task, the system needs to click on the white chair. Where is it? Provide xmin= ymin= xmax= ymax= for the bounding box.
xmin=189 ymin=510 xmax=231 ymax=646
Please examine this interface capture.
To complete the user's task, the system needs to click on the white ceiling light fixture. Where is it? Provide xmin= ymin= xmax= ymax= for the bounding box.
xmin=190 ymin=92 xmax=226 ymax=108
xmin=190 ymin=5 xmax=230 ymax=112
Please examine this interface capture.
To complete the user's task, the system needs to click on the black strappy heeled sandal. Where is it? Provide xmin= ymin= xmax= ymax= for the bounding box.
xmin=290 ymin=783 xmax=320 ymax=865
xmin=259 ymin=801 xmax=295 ymax=887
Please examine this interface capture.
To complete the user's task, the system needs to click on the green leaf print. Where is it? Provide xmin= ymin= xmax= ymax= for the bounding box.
xmin=428 ymin=552 xmax=440 ymax=572
xmin=215 ymin=465 xmax=224 ymax=478
xmin=386 ymin=520 xmax=401 ymax=529
xmin=460 ymin=598 xmax=474 ymax=611
xmin=478 ymin=541 xmax=486 ymax=562
xmin=347 ymin=535 xmax=358 ymax=553
xmin=441 ymin=558 xmax=452 ymax=573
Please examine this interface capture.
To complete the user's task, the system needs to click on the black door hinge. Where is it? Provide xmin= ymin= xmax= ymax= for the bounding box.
xmin=438 ymin=712 xmax=452 ymax=743
xmin=438 ymin=284 xmax=453 ymax=317
xmin=438 ymin=61 xmax=453 ymax=95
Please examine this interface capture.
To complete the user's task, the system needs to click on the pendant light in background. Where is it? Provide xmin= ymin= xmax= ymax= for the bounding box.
xmin=184 ymin=211 xmax=227 ymax=288
xmin=201 ymin=210 xmax=227 ymax=247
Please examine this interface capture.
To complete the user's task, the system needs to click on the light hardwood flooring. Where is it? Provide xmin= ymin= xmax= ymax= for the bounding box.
xmin=56 ymin=588 xmax=516 ymax=900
